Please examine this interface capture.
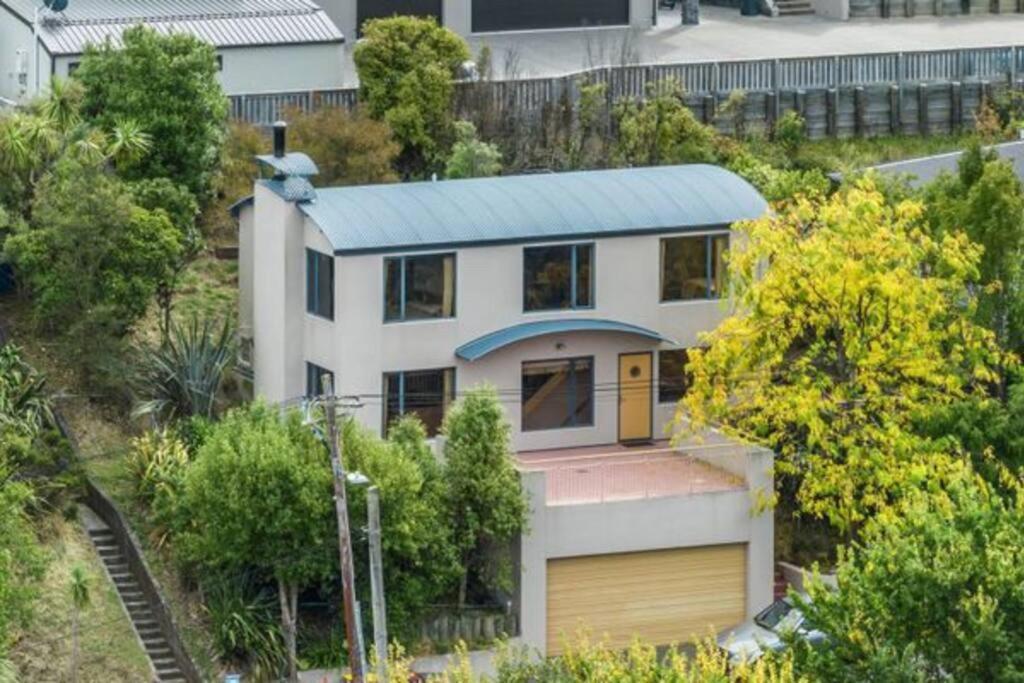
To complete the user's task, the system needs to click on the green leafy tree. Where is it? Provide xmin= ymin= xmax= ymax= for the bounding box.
xmin=612 ymin=79 xmax=717 ymax=167
xmin=681 ymin=180 xmax=1002 ymax=534
xmin=75 ymin=25 xmax=228 ymax=199
xmin=441 ymin=385 xmax=527 ymax=607
xmin=68 ymin=564 xmax=91 ymax=683
xmin=354 ymin=16 xmax=470 ymax=176
xmin=178 ymin=402 xmax=335 ymax=682
xmin=4 ymin=158 xmax=182 ymax=347
xmin=793 ymin=469 xmax=1024 ymax=682
xmin=445 ymin=121 xmax=502 ymax=179
xmin=287 ymin=106 xmax=400 ymax=187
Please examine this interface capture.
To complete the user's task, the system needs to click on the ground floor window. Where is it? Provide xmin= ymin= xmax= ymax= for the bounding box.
xmin=383 ymin=367 xmax=455 ymax=436
xmin=306 ymin=362 xmax=334 ymax=397
xmin=658 ymin=349 xmax=692 ymax=404
xmin=522 ymin=357 xmax=594 ymax=431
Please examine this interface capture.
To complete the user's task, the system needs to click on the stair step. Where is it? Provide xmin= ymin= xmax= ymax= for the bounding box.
xmin=153 ymin=659 xmax=180 ymax=671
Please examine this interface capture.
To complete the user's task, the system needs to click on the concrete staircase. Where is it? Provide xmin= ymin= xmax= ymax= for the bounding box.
xmin=774 ymin=0 xmax=815 ymax=13
xmin=88 ymin=527 xmax=187 ymax=683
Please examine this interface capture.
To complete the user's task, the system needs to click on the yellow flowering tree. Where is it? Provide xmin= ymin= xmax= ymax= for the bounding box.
xmin=679 ymin=180 xmax=1003 ymax=533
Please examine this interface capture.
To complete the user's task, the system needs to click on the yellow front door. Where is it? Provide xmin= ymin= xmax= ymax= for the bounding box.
xmin=618 ymin=352 xmax=652 ymax=442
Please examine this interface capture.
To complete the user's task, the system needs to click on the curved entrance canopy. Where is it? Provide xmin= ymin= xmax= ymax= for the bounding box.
xmin=455 ymin=319 xmax=675 ymax=362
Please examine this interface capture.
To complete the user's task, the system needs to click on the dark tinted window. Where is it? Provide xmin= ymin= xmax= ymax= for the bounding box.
xmin=306 ymin=362 xmax=334 ymax=397
xmin=383 ymin=368 xmax=455 ymax=436
xmin=658 ymin=349 xmax=691 ymax=404
xmin=524 ymin=243 xmax=594 ymax=311
xmin=660 ymin=233 xmax=729 ymax=301
xmin=306 ymin=249 xmax=334 ymax=319
xmin=384 ymin=254 xmax=456 ymax=322
xmin=522 ymin=358 xmax=594 ymax=431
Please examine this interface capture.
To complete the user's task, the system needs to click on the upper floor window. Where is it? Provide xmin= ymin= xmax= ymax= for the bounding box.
xmin=658 ymin=349 xmax=692 ymax=404
xmin=383 ymin=367 xmax=455 ymax=436
xmin=660 ymin=233 xmax=729 ymax=302
xmin=306 ymin=362 xmax=334 ymax=397
xmin=306 ymin=249 xmax=334 ymax=319
xmin=524 ymin=243 xmax=593 ymax=311
xmin=384 ymin=253 xmax=456 ymax=322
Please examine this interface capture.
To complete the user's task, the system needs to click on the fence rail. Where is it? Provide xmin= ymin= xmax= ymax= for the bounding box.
xmin=228 ymin=44 xmax=1024 ymax=126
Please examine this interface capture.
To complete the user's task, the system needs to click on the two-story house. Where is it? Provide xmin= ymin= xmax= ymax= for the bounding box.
xmin=235 ymin=123 xmax=775 ymax=656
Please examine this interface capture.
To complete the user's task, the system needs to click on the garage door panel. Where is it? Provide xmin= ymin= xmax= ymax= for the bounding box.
xmin=472 ymin=0 xmax=629 ymax=32
xmin=358 ymin=0 xmax=442 ymax=35
xmin=546 ymin=545 xmax=746 ymax=655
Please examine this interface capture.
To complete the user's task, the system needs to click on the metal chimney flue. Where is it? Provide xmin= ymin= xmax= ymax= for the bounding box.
xmin=272 ymin=120 xmax=287 ymax=158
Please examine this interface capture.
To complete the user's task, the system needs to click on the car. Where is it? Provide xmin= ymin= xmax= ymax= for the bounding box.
xmin=715 ymin=595 xmax=826 ymax=666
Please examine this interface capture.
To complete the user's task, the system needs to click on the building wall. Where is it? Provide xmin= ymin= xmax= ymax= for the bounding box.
xmin=252 ymin=215 xmax=734 ymax=450
xmin=518 ymin=445 xmax=775 ymax=656
xmin=0 ymin=7 xmax=52 ymax=104
xmin=48 ymin=43 xmax=346 ymax=96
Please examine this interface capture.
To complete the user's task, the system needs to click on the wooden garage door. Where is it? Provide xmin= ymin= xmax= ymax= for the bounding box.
xmin=546 ymin=545 xmax=746 ymax=655
xmin=357 ymin=0 xmax=443 ymax=35
xmin=472 ymin=0 xmax=629 ymax=33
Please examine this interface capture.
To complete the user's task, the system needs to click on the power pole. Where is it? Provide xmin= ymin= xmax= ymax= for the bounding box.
xmin=367 ymin=485 xmax=388 ymax=681
xmin=322 ymin=377 xmax=364 ymax=683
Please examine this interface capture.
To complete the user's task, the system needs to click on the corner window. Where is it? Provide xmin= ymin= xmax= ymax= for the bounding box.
xmin=660 ymin=233 xmax=729 ymax=302
xmin=383 ymin=368 xmax=455 ymax=436
xmin=306 ymin=362 xmax=334 ymax=397
xmin=384 ymin=253 xmax=456 ymax=322
xmin=522 ymin=357 xmax=594 ymax=431
xmin=523 ymin=243 xmax=593 ymax=311
xmin=306 ymin=249 xmax=334 ymax=320
xmin=658 ymin=349 xmax=692 ymax=404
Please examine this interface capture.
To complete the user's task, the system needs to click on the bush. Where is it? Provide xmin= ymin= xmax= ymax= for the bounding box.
xmin=445 ymin=121 xmax=502 ymax=179
xmin=286 ymin=106 xmax=400 ymax=187
xmin=202 ymin=574 xmax=286 ymax=679
xmin=612 ymin=79 xmax=717 ymax=167
xmin=126 ymin=429 xmax=190 ymax=506
xmin=774 ymin=110 xmax=807 ymax=152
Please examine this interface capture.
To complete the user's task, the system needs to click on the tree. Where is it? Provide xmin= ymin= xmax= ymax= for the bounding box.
xmin=441 ymin=386 xmax=527 ymax=607
xmin=287 ymin=106 xmax=400 ymax=187
xmin=354 ymin=16 xmax=470 ymax=176
xmin=0 ymin=479 xmax=44 ymax=660
xmin=445 ymin=121 xmax=502 ymax=179
xmin=680 ymin=180 xmax=1002 ymax=534
xmin=179 ymin=402 xmax=335 ymax=682
xmin=4 ymin=158 xmax=182 ymax=347
xmin=611 ymin=79 xmax=717 ymax=167
xmin=75 ymin=26 xmax=228 ymax=200
xmin=792 ymin=469 xmax=1024 ymax=682
xmin=68 ymin=564 xmax=90 ymax=683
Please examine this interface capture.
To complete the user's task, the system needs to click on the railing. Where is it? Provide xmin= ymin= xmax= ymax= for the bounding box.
xmin=228 ymin=44 xmax=1024 ymax=125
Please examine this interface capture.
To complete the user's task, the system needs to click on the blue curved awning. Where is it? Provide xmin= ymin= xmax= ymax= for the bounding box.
xmin=455 ymin=319 xmax=676 ymax=362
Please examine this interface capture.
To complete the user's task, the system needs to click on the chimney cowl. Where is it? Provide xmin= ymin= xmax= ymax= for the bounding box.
xmin=272 ymin=120 xmax=287 ymax=158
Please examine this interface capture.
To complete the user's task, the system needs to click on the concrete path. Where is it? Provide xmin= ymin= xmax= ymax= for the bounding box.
xmin=339 ymin=9 xmax=1024 ymax=84
xmin=299 ymin=646 xmax=500 ymax=682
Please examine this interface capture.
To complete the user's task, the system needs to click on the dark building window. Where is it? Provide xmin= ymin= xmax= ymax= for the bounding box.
xmin=383 ymin=368 xmax=455 ymax=436
xmin=306 ymin=249 xmax=334 ymax=319
xmin=67 ymin=62 xmax=81 ymax=75
xmin=215 ymin=55 xmax=224 ymax=71
xmin=384 ymin=253 xmax=456 ymax=322
xmin=658 ymin=349 xmax=692 ymax=404
xmin=660 ymin=233 xmax=729 ymax=301
xmin=306 ymin=362 xmax=334 ymax=397
xmin=522 ymin=357 xmax=594 ymax=431
xmin=523 ymin=243 xmax=593 ymax=311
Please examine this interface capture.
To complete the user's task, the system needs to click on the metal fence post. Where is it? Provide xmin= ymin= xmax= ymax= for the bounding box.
xmin=772 ymin=58 xmax=782 ymax=123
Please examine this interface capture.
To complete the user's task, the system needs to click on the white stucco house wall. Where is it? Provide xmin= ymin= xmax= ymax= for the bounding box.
xmin=0 ymin=0 xmax=345 ymax=105
xmin=235 ymin=123 xmax=775 ymax=655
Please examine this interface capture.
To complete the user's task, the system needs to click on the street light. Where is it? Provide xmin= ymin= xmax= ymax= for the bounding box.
xmin=343 ymin=471 xmax=388 ymax=683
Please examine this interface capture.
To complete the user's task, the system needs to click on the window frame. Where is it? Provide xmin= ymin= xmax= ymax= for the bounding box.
xmin=306 ymin=248 xmax=335 ymax=320
xmin=657 ymin=348 xmax=692 ymax=404
xmin=522 ymin=242 xmax=596 ymax=313
xmin=520 ymin=355 xmax=595 ymax=432
xmin=383 ymin=252 xmax=457 ymax=323
xmin=306 ymin=362 xmax=334 ymax=397
xmin=381 ymin=367 xmax=456 ymax=436
xmin=659 ymin=231 xmax=730 ymax=303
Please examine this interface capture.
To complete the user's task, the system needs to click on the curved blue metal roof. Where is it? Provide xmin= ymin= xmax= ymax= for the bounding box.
xmin=455 ymin=319 xmax=676 ymax=361
xmin=299 ymin=164 xmax=766 ymax=255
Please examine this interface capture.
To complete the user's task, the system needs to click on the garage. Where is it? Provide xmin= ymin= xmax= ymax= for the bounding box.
xmin=546 ymin=544 xmax=747 ymax=654
xmin=357 ymin=0 xmax=442 ymax=35
xmin=471 ymin=0 xmax=629 ymax=33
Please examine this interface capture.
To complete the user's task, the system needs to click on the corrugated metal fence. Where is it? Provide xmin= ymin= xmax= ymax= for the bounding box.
xmin=229 ymin=44 xmax=1024 ymax=129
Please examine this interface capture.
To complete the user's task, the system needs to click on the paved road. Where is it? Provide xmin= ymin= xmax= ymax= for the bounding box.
xmin=338 ymin=9 xmax=1024 ymax=85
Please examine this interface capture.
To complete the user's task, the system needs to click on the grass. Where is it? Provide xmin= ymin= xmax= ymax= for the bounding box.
xmin=8 ymin=513 xmax=152 ymax=683
xmin=794 ymin=132 xmax=982 ymax=174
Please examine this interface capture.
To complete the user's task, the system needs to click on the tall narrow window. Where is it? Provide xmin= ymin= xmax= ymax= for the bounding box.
xmin=306 ymin=249 xmax=334 ymax=319
xmin=306 ymin=362 xmax=334 ymax=397
xmin=657 ymin=349 xmax=691 ymax=404
xmin=382 ymin=368 xmax=455 ymax=436
xmin=660 ymin=233 xmax=730 ymax=302
xmin=523 ymin=243 xmax=594 ymax=311
xmin=383 ymin=254 xmax=456 ymax=322
xmin=521 ymin=357 xmax=594 ymax=431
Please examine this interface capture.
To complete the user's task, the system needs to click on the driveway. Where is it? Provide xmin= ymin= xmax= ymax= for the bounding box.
xmin=339 ymin=8 xmax=1024 ymax=84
